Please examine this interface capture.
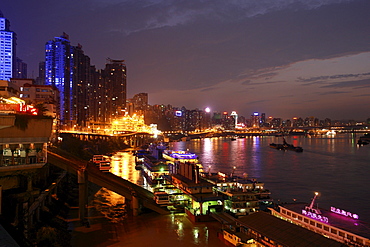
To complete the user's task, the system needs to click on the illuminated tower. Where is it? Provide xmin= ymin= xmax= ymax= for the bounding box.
xmin=251 ymin=112 xmax=259 ymax=128
xmin=0 ymin=11 xmax=17 ymax=80
xmin=45 ymin=33 xmax=74 ymax=126
xmin=230 ymin=111 xmax=238 ymax=127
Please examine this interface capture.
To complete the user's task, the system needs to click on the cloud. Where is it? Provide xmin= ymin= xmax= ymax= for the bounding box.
xmin=356 ymin=93 xmax=370 ymax=97
xmin=246 ymin=99 xmax=271 ymax=105
xmin=320 ymin=79 xmax=370 ymax=89
xmin=297 ymin=72 xmax=370 ymax=83
xmin=92 ymin=0 xmax=355 ymax=35
xmin=318 ymin=91 xmax=349 ymax=95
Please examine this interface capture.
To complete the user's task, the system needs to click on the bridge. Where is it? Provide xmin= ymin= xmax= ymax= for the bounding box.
xmin=47 ymin=149 xmax=169 ymax=220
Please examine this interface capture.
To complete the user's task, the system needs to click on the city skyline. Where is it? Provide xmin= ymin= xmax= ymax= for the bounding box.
xmin=2 ymin=0 xmax=370 ymax=120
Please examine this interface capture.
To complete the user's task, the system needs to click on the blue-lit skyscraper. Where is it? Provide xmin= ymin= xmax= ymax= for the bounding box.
xmin=0 ymin=11 xmax=17 ymax=81
xmin=45 ymin=33 xmax=74 ymax=126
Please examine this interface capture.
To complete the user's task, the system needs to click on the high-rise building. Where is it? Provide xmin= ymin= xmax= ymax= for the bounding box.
xmin=0 ymin=11 xmax=17 ymax=81
xmin=14 ymin=57 xmax=27 ymax=78
xmin=132 ymin=93 xmax=148 ymax=111
xmin=45 ymin=33 xmax=94 ymax=127
xmin=35 ymin=61 xmax=45 ymax=85
xmin=101 ymin=59 xmax=127 ymax=123
xmin=45 ymin=33 xmax=74 ymax=126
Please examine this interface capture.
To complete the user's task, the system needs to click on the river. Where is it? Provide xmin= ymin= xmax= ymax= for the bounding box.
xmin=71 ymin=133 xmax=370 ymax=246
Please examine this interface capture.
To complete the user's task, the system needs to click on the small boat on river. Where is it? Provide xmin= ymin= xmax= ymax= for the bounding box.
xmin=269 ymin=138 xmax=303 ymax=152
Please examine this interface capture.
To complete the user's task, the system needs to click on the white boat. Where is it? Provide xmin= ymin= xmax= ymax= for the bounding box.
xmin=269 ymin=193 xmax=370 ymax=246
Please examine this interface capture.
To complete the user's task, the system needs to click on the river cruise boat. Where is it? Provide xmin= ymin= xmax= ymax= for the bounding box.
xmin=269 ymin=193 xmax=370 ymax=247
xmin=203 ymin=172 xmax=273 ymax=217
xmin=92 ymin=155 xmax=111 ymax=172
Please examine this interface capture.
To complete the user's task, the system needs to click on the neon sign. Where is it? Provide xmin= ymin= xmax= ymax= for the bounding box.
xmin=330 ymin=207 xmax=359 ymax=219
xmin=302 ymin=210 xmax=329 ymax=223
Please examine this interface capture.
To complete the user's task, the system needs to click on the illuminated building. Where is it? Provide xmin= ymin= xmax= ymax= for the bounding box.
xmin=45 ymin=33 xmax=74 ymax=126
xmin=0 ymin=11 xmax=17 ymax=80
xmin=230 ymin=111 xmax=238 ymax=128
xmin=45 ymin=33 xmax=96 ymax=127
xmin=251 ymin=112 xmax=259 ymax=128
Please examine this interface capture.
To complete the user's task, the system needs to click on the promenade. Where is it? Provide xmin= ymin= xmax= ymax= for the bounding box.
xmin=68 ymin=207 xmax=227 ymax=247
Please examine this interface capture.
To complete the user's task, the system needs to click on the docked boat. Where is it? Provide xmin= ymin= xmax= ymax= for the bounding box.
xmin=269 ymin=193 xmax=370 ymax=246
xmin=203 ymin=172 xmax=273 ymax=217
xmin=92 ymin=154 xmax=111 ymax=172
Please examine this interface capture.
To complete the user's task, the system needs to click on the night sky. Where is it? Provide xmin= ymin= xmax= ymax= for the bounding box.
xmin=2 ymin=0 xmax=370 ymax=120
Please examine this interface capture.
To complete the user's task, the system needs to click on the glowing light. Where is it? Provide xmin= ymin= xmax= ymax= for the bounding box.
xmin=330 ymin=207 xmax=359 ymax=219
xmin=302 ymin=210 xmax=329 ymax=223
xmin=205 ymin=107 xmax=210 ymax=113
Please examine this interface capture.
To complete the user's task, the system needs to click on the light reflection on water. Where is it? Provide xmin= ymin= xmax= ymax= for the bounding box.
xmin=92 ymin=134 xmax=370 ymax=236
xmin=170 ymin=134 xmax=370 ymax=223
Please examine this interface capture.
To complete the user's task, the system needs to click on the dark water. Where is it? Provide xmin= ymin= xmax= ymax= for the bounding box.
xmin=169 ymin=133 xmax=370 ymax=223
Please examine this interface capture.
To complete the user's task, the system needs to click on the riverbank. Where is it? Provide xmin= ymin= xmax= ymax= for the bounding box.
xmin=68 ymin=206 xmax=227 ymax=247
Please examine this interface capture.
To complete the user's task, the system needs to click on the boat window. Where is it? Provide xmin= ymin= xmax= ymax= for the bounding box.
xmin=287 ymin=211 xmax=291 ymax=216
xmin=355 ymin=238 xmax=363 ymax=245
xmin=338 ymin=231 xmax=345 ymax=237
xmin=292 ymin=213 xmax=297 ymax=218
xmin=316 ymin=223 xmax=322 ymax=229
xmin=304 ymin=218 xmax=309 ymax=223
xmin=298 ymin=216 xmax=302 ymax=221
xmin=330 ymin=228 xmax=337 ymax=234
xmin=323 ymin=226 xmax=329 ymax=231
xmin=310 ymin=221 xmax=315 ymax=226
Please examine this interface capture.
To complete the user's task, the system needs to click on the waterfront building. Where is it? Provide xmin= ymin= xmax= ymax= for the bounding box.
xmin=0 ymin=79 xmax=19 ymax=97
xmin=0 ymin=97 xmax=53 ymax=241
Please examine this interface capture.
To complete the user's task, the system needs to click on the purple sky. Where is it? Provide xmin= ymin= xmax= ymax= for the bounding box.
xmin=2 ymin=0 xmax=370 ymax=120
